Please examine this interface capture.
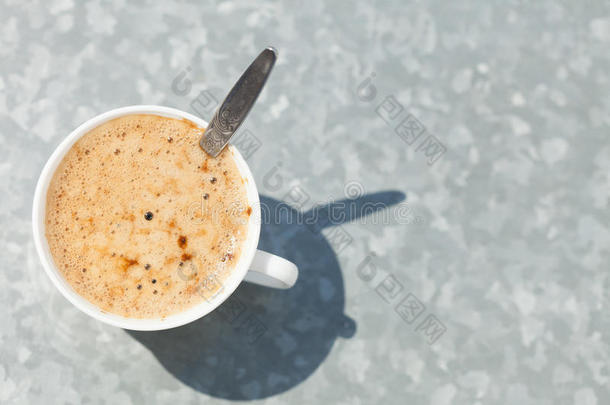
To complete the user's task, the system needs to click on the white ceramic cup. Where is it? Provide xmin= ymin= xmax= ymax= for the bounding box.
xmin=32 ymin=105 xmax=298 ymax=331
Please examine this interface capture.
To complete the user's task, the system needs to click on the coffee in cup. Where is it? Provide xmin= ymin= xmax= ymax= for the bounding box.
xmin=44 ymin=114 xmax=251 ymax=318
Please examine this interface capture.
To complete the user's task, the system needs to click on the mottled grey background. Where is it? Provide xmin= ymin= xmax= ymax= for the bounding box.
xmin=1 ymin=0 xmax=609 ymax=404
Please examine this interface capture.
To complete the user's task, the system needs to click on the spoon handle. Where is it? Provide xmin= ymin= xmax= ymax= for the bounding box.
xmin=200 ymin=47 xmax=277 ymax=157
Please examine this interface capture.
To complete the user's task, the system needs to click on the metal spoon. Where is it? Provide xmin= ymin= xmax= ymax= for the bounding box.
xmin=199 ymin=47 xmax=277 ymax=157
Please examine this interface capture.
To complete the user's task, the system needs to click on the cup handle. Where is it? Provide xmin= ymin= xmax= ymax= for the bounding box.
xmin=243 ymin=250 xmax=298 ymax=289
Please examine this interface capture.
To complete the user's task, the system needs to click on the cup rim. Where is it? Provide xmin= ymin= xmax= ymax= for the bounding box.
xmin=31 ymin=105 xmax=261 ymax=331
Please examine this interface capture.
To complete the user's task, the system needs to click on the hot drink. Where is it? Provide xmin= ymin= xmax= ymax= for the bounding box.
xmin=45 ymin=114 xmax=251 ymax=318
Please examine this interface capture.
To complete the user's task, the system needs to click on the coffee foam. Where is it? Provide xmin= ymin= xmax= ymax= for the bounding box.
xmin=45 ymin=114 xmax=251 ymax=318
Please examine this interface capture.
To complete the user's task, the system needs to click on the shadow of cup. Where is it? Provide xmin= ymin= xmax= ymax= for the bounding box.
xmin=127 ymin=191 xmax=404 ymax=399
